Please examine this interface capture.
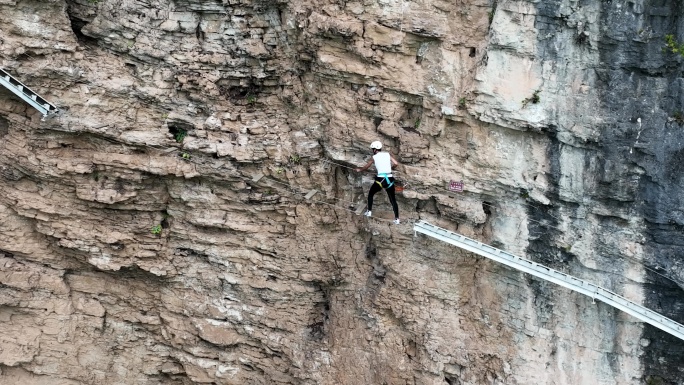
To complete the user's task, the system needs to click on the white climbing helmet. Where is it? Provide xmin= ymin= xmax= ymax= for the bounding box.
xmin=370 ymin=141 xmax=383 ymax=150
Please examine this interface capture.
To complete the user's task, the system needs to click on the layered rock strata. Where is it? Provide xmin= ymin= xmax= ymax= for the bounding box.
xmin=0 ymin=0 xmax=683 ymax=384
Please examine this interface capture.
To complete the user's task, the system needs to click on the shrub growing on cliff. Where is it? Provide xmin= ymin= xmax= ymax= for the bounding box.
xmin=673 ymin=111 xmax=684 ymax=125
xmin=289 ymin=154 xmax=301 ymax=164
xmin=168 ymin=123 xmax=190 ymax=143
xmin=522 ymin=90 xmax=541 ymax=108
xmin=170 ymin=128 xmax=186 ymax=143
xmin=151 ymin=224 xmax=162 ymax=235
xmin=664 ymin=34 xmax=684 ymax=57
xmin=488 ymin=0 xmax=498 ymax=27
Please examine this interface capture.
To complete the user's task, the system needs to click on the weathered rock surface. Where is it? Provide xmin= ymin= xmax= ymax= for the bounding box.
xmin=0 ymin=0 xmax=683 ymax=384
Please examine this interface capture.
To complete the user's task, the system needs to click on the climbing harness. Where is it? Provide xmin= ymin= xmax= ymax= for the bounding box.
xmin=374 ymin=173 xmax=394 ymax=189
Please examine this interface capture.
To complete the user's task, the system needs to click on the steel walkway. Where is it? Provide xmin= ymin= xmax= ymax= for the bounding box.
xmin=0 ymin=68 xmax=58 ymax=117
xmin=413 ymin=220 xmax=684 ymax=341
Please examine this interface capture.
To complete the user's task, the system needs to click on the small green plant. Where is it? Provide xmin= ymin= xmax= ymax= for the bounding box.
xmin=520 ymin=189 xmax=529 ymax=199
xmin=151 ymin=224 xmax=162 ymax=235
xmin=275 ymin=167 xmax=285 ymax=174
xmin=289 ymin=154 xmax=301 ymax=164
xmin=664 ymin=34 xmax=684 ymax=57
xmin=246 ymin=94 xmax=257 ymax=105
xmin=488 ymin=0 xmax=497 ymax=26
xmin=673 ymin=111 xmax=684 ymax=125
xmin=413 ymin=119 xmax=421 ymax=129
xmin=174 ymin=129 xmax=187 ymax=143
xmin=522 ymin=90 xmax=541 ymax=108
xmin=458 ymin=97 xmax=467 ymax=108
xmin=180 ymin=152 xmax=191 ymax=160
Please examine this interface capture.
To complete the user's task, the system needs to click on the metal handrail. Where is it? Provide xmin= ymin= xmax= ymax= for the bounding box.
xmin=414 ymin=220 xmax=684 ymax=341
xmin=0 ymin=68 xmax=58 ymax=116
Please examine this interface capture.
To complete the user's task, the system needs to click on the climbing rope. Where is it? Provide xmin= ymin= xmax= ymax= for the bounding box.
xmin=243 ymin=171 xmax=413 ymax=224
xmin=318 ymin=157 xmax=681 ymax=286
xmin=248 ymin=165 xmax=581 ymax=240
xmin=250 ymin=168 xmax=675 ymax=290
xmin=4 ymin=114 xmax=679 ymax=286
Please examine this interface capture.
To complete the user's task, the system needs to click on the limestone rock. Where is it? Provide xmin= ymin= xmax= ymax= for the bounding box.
xmin=0 ymin=0 xmax=682 ymax=384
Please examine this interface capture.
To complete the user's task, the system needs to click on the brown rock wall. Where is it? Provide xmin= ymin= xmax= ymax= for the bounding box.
xmin=0 ymin=0 xmax=675 ymax=384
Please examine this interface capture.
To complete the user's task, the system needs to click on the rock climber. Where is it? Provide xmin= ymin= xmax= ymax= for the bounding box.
xmin=355 ymin=141 xmax=401 ymax=224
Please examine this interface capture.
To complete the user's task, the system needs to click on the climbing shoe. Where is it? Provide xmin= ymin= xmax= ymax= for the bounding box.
xmin=393 ymin=218 xmax=400 ymax=225
xmin=364 ymin=210 xmax=372 ymax=217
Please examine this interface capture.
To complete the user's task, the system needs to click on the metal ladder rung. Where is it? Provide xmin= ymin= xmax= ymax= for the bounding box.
xmin=0 ymin=68 xmax=59 ymax=116
xmin=413 ymin=220 xmax=684 ymax=342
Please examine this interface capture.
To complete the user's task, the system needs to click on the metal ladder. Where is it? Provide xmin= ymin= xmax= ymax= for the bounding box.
xmin=0 ymin=68 xmax=58 ymax=117
xmin=413 ymin=220 xmax=684 ymax=341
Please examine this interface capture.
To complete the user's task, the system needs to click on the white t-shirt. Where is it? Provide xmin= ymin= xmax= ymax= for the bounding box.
xmin=373 ymin=152 xmax=393 ymax=176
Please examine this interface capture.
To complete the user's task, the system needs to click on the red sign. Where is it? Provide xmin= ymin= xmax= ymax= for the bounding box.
xmin=448 ymin=180 xmax=464 ymax=192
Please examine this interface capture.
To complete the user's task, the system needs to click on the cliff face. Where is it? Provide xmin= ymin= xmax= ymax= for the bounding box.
xmin=0 ymin=0 xmax=683 ymax=384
